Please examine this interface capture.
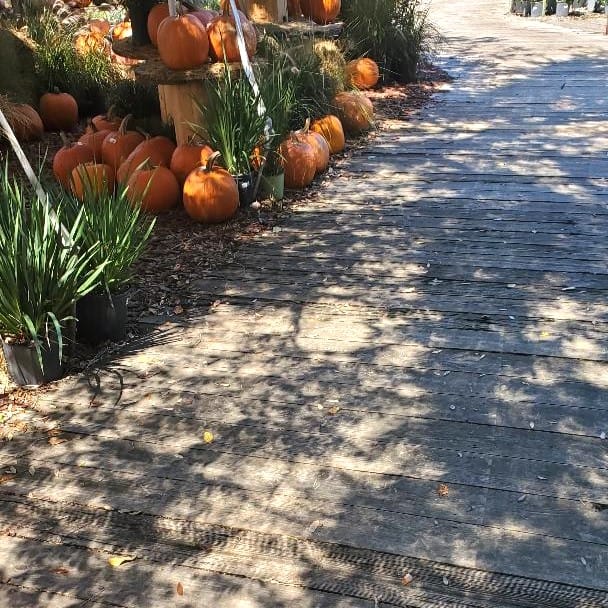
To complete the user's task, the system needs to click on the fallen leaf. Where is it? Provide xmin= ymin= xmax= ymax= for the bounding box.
xmin=327 ymin=406 xmax=341 ymax=415
xmin=529 ymin=422 xmax=535 ymax=429
xmin=581 ymin=557 xmax=587 ymax=566
xmin=517 ymin=495 xmax=526 ymax=502
xmin=50 ymin=567 xmax=70 ymax=575
xmin=5 ymin=466 xmax=16 ymax=474
xmin=176 ymin=582 xmax=184 ymax=596
xmin=28 ymin=465 xmax=36 ymax=476
xmin=436 ymin=484 xmax=449 ymax=497
xmin=600 ymin=432 xmax=606 ymax=440
xmin=108 ymin=555 xmax=136 ymax=568
xmin=202 ymin=430 xmax=214 ymax=444
xmin=401 ymin=573 xmax=413 ymax=586
xmin=443 ymin=576 xmax=449 ymax=586
xmin=174 ymin=305 xmax=184 ymax=315
xmin=0 ymin=474 xmax=16 ymax=485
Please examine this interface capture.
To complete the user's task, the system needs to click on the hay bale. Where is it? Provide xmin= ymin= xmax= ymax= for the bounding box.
xmin=0 ymin=28 xmax=39 ymax=105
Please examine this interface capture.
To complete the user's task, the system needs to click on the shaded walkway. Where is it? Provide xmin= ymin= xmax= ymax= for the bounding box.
xmin=1 ymin=2 xmax=607 ymax=606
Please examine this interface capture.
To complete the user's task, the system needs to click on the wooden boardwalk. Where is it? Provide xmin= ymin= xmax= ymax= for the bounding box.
xmin=2 ymin=3 xmax=608 ymax=606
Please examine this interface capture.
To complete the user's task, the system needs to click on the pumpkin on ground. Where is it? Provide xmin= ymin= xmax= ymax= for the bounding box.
xmin=170 ymin=142 xmax=214 ymax=185
xmin=117 ymin=135 xmax=176 ymax=184
xmin=183 ymin=151 xmax=239 ymax=223
xmin=333 ymin=91 xmax=374 ymax=133
xmin=207 ymin=8 xmax=257 ymax=63
xmin=345 ymin=58 xmax=380 ymax=90
xmin=294 ymin=120 xmax=330 ymax=174
xmin=39 ymin=91 xmax=78 ymax=132
xmin=53 ymin=135 xmax=95 ymax=189
xmin=79 ymin=123 xmax=111 ymax=161
xmin=157 ymin=14 xmax=209 ymax=70
xmin=101 ymin=115 xmax=146 ymax=172
xmin=147 ymin=2 xmax=171 ymax=47
xmin=112 ymin=20 xmax=132 ymax=40
xmin=92 ymin=108 xmax=121 ymax=132
xmin=300 ymin=0 xmax=340 ymax=24
xmin=70 ymin=163 xmax=115 ymax=200
xmin=310 ymin=114 xmax=345 ymax=154
xmin=126 ymin=165 xmax=180 ymax=213
xmin=6 ymin=104 xmax=44 ymax=142
xmin=279 ymin=135 xmax=316 ymax=189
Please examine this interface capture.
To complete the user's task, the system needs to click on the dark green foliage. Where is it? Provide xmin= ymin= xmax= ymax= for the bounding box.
xmin=341 ymin=0 xmax=436 ymax=83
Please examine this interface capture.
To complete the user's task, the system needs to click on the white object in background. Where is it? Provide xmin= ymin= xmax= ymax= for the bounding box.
xmin=531 ymin=1 xmax=543 ymax=16
xmin=556 ymin=1 xmax=569 ymax=16
xmin=586 ymin=0 xmax=595 ymax=11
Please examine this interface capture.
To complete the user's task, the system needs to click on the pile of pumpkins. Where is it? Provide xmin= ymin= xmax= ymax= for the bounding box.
xmin=147 ymin=0 xmax=258 ymax=71
xmin=72 ymin=17 xmax=140 ymax=67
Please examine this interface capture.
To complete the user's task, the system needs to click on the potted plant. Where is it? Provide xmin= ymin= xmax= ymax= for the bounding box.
xmin=65 ymin=183 xmax=155 ymax=346
xmin=192 ymin=62 xmax=267 ymax=206
xmin=255 ymin=57 xmax=298 ymax=202
xmin=0 ymin=171 xmax=106 ymax=386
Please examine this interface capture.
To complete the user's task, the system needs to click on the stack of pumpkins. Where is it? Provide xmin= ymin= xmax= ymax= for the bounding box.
xmin=147 ymin=0 xmax=257 ymax=71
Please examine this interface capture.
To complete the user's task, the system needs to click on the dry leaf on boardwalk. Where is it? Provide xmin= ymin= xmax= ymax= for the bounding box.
xmin=176 ymin=582 xmax=184 ymax=596
xmin=436 ymin=484 xmax=449 ymax=497
xmin=108 ymin=555 xmax=137 ymax=568
xmin=50 ymin=567 xmax=70 ymax=575
xmin=202 ymin=430 xmax=214 ymax=444
xmin=402 ymin=573 xmax=414 ymax=585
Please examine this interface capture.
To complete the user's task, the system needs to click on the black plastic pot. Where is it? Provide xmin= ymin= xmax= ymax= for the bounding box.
xmin=127 ymin=0 xmax=157 ymax=45
xmin=235 ymin=173 xmax=257 ymax=207
xmin=76 ymin=291 xmax=128 ymax=346
xmin=2 ymin=338 xmax=63 ymax=387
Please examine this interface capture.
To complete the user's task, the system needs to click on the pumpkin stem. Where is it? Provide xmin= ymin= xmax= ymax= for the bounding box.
xmin=107 ymin=105 xmax=117 ymax=120
xmin=59 ymin=131 xmax=70 ymax=147
xmin=302 ymin=118 xmax=311 ymax=134
xmin=52 ymin=87 xmax=61 ymax=95
xmin=118 ymin=114 xmax=132 ymax=135
xmin=204 ymin=151 xmax=222 ymax=172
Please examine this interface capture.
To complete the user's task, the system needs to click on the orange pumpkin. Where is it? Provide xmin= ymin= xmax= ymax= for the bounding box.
xmin=117 ymin=135 xmax=176 ymax=183
xmin=74 ymin=30 xmax=110 ymax=55
xmin=300 ymin=0 xmax=340 ymax=24
xmin=70 ymin=163 xmax=115 ymax=200
xmin=207 ymin=8 xmax=257 ymax=63
xmin=112 ymin=20 xmax=132 ymax=40
xmin=279 ymin=135 xmax=316 ymax=189
xmin=39 ymin=91 xmax=78 ymax=132
xmin=345 ymin=58 xmax=380 ymax=90
xmin=92 ymin=109 xmax=121 ymax=132
xmin=127 ymin=165 xmax=180 ymax=213
xmin=294 ymin=120 xmax=330 ymax=174
xmin=53 ymin=135 xmax=95 ymax=189
xmin=89 ymin=19 xmax=111 ymax=35
xmin=101 ymin=115 xmax=146 ymax=172
xmin=333 ymin=91 xmax=374 ymax=133
xmin=79 ymin=123 xmax=111 ymax=162
xmin=9 ymin=104 xmax=44 ymax=142
xmin=183 ymin=152 xmax=239 ymax=223
xmin=147 ymin=3 xmax=171 ymax=47
xmin=170 ymin=142 xmax=214 ymax=185
xmin=157 ymin=15 xmax=209 ymax=70
xmin=310 ymin=114 xmax=345 ymax=154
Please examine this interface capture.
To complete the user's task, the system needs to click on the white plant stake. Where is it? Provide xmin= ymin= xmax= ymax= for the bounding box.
xmin=0 ymin=109 xmax=72 ymax=245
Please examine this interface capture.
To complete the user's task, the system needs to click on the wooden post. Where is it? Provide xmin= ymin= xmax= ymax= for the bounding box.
xmin=158 ymin=82 xmax=206 ymax=145
xmin=242 ymin=0 xmax=288 ymax=23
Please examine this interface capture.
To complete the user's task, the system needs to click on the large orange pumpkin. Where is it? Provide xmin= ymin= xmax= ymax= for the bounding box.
xmin=9 ymin=104 xmax=44 ymax=142
xmin=279 ymin=135 xmax=316 ymax=189
xmin=39 ymin=91 xmax=78 ymax=132
xmin=118 ymin=135 xmax=176 ymax=181
xmin=70 ymin=163 xmax=115 ymax=200
xmin=79 ymin=123 xmax=111 ymax=161
xmin=147 ymin=3 xmax=171 ymax=47
xmin=157 ymin=14 xmax=209 ymax=70
xmin=183 ymin=152 xmax=239 ymax=223
xmin=345 ymin=58 xmax=380 ymax=90
xmin=333 ymin=91 xmax=374 ymax=133
xmin=207 ymin=9 xmax=257 ymax=63
xmin=126 ymin=165 xmax=180 ymax=213
xmin=294 ymin=120 xmax=330 ymax=174
xmin=53 ymin=136 xmax=95 ymax=190
xmin=170 ymin=142 xmax=214 ymax=185
xmin=300 ymin=0 xmax=340 ymax=24
xmin=101 ymin=115 xmax=146 ymax=172
xmin=310 ymin=114 xmax=345 ymax=154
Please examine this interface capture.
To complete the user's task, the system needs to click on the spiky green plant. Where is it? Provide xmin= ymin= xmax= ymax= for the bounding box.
xmin=0 ymin=169 xmax=106 ymax=366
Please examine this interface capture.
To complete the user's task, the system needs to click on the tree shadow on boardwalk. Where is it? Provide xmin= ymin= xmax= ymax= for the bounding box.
xmin=1 ymin=41 xmax=608 ymax=607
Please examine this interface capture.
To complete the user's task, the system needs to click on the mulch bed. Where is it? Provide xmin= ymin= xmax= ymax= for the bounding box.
xmin=0 ymin=64 xmax=452 ymax=423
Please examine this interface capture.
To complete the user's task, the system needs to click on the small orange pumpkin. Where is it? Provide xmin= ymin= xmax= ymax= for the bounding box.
xmin=39 ymin=91 xmax=78 ymax=132
xmin=183 ymin=151 xmax=239 ymax=224
xmin=8 ymin=104 xmax=44 ymax=142
xmin=117 ymin=135 xmax=176 ymax=183
xmin=127 ymin=165 xmax=180 ymax=213
xmin=207 ymin=7 xmax=257 ymax=63
xmin=92 ymin=107 xmax=121 ymax=132
xmin=294 ymin=120 xmax=330 ymax=174
xmin=101 ymin=115 xmax=146 ymax=172
xmin=170 ymin=142 xmax=215 ymax=185
xmin=345 ymin=58 xmax=380 ymax=90
xmin=70 ymin=163 xmax=115 ymax=200
xmin=333 ymin=91 xmax=374 ymax=133
xmin=89 ymin=19 xmax=111 ymax=35
xmin=112 ymin=20 xmax=132 ymax=40
xmin=157 ymin=14 xmax=209 ymax=70
xmin=79 ymin=122 xmax=111 ymax=161
xmin=279 ymin=135 xmax=316 ymax=189
xmin=310 ymin=114 xmax=345 ymax=154
xmin=53 ymin=134 xmax=95 ymax=189
xmin=147 ymin=2 xmax=171 ymax=47
xmin=300 ymin=0 xmax=340 ymax=24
